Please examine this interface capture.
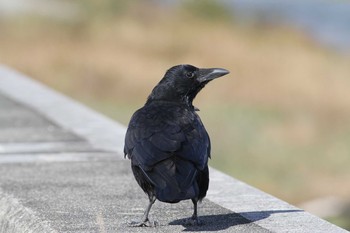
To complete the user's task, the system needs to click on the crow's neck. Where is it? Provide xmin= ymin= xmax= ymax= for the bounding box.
xmin=146 ymin=85 xmax=195 ymax=108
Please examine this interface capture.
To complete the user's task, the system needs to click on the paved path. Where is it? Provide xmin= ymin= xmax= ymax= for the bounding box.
xmin=0 ymin=65 xmax=347 ymax=232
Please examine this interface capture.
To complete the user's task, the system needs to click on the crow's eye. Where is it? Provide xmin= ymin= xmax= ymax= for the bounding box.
xmin=186 ymin=72 xmax=194 ymax=79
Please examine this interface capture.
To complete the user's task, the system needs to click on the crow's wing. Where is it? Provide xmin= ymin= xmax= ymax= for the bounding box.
xmin=124 ymin=103 xmax=210 ymax=171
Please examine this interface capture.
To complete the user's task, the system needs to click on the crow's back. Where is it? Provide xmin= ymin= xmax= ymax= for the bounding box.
xmin=124 ymin=101 xmax=210 ymax=202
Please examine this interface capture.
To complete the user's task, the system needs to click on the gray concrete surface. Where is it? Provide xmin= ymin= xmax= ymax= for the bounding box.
xmin=0 ymin=65 xmax=348 ymax=232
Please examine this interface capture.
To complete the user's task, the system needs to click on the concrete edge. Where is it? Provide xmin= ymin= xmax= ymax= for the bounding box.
xmin=0 ymin=65 xmax=126 ymax=154
xmin=0 ymin=189 xmax=57 ymax=233
xmin=207 ymin=167 xmax=348 ymax=233
xmin=0 ymin=65 xmax=348 ymax=233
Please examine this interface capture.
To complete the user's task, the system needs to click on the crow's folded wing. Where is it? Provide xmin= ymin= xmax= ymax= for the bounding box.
xmin=124 ymin=104 xmax=210 ymax=172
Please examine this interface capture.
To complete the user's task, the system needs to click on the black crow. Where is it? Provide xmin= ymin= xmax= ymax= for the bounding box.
xmin=124 ymin=64 xmax=229 ymax=227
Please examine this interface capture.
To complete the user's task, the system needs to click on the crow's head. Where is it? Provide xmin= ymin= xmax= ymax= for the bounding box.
xmin=147 ymin=64 xmax=229 ymax=107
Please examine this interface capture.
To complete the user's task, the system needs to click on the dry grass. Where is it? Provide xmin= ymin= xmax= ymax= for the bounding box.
xmin=1 ymin=2 xmax=350 ymax=206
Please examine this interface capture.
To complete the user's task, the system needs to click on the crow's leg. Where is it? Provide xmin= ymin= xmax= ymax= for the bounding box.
xmin=184 ymin=198 xmax=203 ymax=226
xmin=192 ymin=198 xmax=198 ymax=220
xmin=129 ymin=195 xmax=157 ymax=227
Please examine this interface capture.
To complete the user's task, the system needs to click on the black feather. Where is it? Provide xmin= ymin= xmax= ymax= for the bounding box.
xmin=124 ymin=64 xmax=229 ymax=225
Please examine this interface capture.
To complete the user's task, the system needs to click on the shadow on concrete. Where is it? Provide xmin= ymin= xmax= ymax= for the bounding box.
xmin=169 ymin=209 xmax=303 ymax=232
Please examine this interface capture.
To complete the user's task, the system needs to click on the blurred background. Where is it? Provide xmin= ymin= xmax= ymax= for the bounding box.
xmin=1 ymin=0 xmax=350 ymax=229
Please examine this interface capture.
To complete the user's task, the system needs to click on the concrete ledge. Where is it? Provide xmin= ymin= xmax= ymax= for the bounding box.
xmin=0 ymin=65 xmax=126 ymax=154
xmin=208 ymin=168 xmax=345 ymax=232
xmin=0 ymin=190 xmax=57 ymax=233
xmin=0 ymin=65 xmax=348 ymax=232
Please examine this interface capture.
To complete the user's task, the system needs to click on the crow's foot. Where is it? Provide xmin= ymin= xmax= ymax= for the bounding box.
xmin=128 ymin=220 xmax=158 ymax=227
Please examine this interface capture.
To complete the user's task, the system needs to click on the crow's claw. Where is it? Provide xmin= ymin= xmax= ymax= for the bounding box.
xmin=128 ymin=220 xmax=158 ymax=227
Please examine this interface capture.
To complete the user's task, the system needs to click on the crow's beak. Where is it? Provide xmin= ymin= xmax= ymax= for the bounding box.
xmin=197 ymin=68 xmax=230 ymax=83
